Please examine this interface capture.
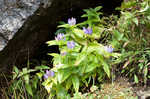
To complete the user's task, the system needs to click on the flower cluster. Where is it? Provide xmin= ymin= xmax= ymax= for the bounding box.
xmin=44 ymin=70 xmax=55 ymax=79
xmin=55 ymin=33 xmax=65 ymax=41
xmin=68 ymin=17 xmax=76 ymax=26
xmin=83 ymin=27 xmax=93 ymax=35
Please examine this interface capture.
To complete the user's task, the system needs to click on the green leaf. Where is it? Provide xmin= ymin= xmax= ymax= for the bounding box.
xmin=72 ymin=75 xmax=80 ymax=92
xmin=121 ymin=1 xmax=136 ymax=10
xmin=32 ymin=76 xmax=38 ymax=89
xmin=57 ymin=69 xmax=72 ymax=83
xmin=66 ymin=78 xmax=72 ymax=90
xmin=35 ymin=65 xmax=50 ymax=70
xmin=46 ymin=40 xmax=58 ymax=46
xmin=25 ymin=83 xmax=33 ymax=96
xmin=84 ymin=64 xmax=97 ymax=73
xmin=132 ymin=18 xmax=138 ymax=26
xmin=13 ymin=66 xmax=19 ymax=74
xmin=102 ymin=62 xmax=110 ymax=78
xmin=99 ymin=56 xmax=110 ymax=78
xmin=113 ymin=30 xmax=124 ymax=41
xmin=144 ymin=67 xmax=148 ymax=83
xmin=82 ymin=7 xmax=101 ymax=24
xmin=43 ymin=81 xmax=53 ymax=93
xmin=89 ymin=26 xmax=104 ymax=39
xmin=70 ymin=32 xmax=87 ymax=46
xmin=36 ymin=72 xmax=43 ymax=79
xmin=22 ymin=68 xmax=28 ymax=74
xmin=72 ymin=28 xmax=84 ymax=38
xmin=81 ymin=14 xmax=88 ymax=18
xmin=48 ymin=53 xmax=60 ymax=57
xmin=56 ymin=84 xmax=67 ymax=99
xmin=86 ymin=42 xmax=103 ymax=54
xmin=18 ymin=68 xmax=36 ymax=78
xmin=13 ymin=66 xmax=19 ymax=79
xmin=139 ymin=3 xmax=149 ymax=12
xmin=74 ymin=53 xmax=87 ymax=66
xmin=94 ymin=6 xmax=102 ymax=11
xmin=134 ymin=74 xmax=139 ymax=84
xmin=23 ymin=74 xmax=30 ymax=84
xmin=55 ymin=28 xmax=66 ymax=35
xmin=13 ymin=73 xmax=17 ymax=80
xmin=111 ymin=53 xmax=121 ymax=58
xmin=58 ymin=24 xmax=71 ymax=28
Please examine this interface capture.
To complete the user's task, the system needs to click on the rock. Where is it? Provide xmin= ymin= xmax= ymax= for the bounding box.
xmin=0 ymin=0 xmax=42 ymax=51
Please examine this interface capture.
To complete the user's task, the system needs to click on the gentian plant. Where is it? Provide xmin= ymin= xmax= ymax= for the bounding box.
xmin=45 ymin=6 xmax=120 ymax=98
xmin=6 ymin=1 xmax=150 ymax=98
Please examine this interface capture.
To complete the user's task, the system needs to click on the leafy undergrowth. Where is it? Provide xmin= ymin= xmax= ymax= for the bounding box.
xmin=1 ymin=77 xmax=138 ymax=99
xmin=73 ymin=77 xmax=137 ymax=99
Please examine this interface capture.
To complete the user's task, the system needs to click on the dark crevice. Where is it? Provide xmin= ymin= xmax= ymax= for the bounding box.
xmin=31 ymin=0 xmax=123 ymax=66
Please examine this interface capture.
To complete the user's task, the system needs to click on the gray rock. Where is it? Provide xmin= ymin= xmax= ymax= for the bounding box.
xmin=0 ymin=0 xmax=45 ymax=51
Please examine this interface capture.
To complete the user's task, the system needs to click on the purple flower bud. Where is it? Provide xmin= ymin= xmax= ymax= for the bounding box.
xmin=61 ymin=51 xmax=67 ymax=56
xmin=83 ymin=27 xmax=92 ymax=35
xmin=68 ymin=17 xmax=76 ymax=26
xmin=67 ymin=41 xmax=75 ymax=49
xmin=104 ymin=46 xmax=114 ymax=53
xmin=55 ymin=33 xmax=65 ymax=41
xmin=44 ymin=70 xmax=55 ymax=79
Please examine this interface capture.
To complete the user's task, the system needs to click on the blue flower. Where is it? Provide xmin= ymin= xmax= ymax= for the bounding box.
xmin=67 ymin=41 xmax=75 ymax=49
xmin=83 ymin=27 xmax=92 ymax=35
xmin=68 ymin=17 xmax=76 ymax=26
xmin=104 ymin=46 xmax=114 ymax=53
xmin=55 ymin=33 xmax=65 ymax=41
xmin=44 ymin=70 xmax=55 ymax=79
